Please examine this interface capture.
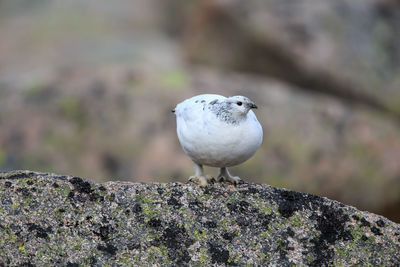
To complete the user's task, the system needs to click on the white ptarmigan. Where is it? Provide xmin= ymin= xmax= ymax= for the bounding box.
xmin=173 ymin=94 xmax=263 ymax=186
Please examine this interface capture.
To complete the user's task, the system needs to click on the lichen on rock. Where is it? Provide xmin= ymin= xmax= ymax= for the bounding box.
xmin=0 ymin=170 xmax=399 ymax=266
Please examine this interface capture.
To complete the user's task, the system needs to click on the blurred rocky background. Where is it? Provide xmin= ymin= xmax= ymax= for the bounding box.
xmin=0 ymin=0 xmax=399 ymax=222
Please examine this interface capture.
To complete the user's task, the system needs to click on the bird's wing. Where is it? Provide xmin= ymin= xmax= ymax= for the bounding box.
xmin=175 ymin=94 xmax=226 ymax=122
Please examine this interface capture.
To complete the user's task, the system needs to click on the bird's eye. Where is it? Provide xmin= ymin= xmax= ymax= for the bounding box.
xmin=237 ymin=101 xmax=242 ymax=106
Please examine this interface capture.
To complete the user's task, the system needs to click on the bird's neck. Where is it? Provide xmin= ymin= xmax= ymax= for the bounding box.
xmin=209 ymin=103 xmax=247 ymax=125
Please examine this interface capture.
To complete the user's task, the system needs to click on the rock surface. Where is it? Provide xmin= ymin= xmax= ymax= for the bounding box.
xmin=0 ymin=171 xmax=399 ymax=266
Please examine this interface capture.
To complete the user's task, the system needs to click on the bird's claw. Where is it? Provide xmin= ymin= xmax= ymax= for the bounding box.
xmin=189 ymin=175 xmax=215 ymax=187
xmin=205 ymin=175 xmax=216 ymax=183
xmin=218 ymin=175 xmax=242 ymax=185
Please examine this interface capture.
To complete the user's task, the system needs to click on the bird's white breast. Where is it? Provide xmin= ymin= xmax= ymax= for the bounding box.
xmin=175 ymin=94 xmax=263 ymax=167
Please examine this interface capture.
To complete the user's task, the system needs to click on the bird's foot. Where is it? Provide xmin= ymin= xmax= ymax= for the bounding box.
xmin=189 ymin=175 xmax=215 ymax=187
xmin=218 ymin=174 xmax=242 ymax=185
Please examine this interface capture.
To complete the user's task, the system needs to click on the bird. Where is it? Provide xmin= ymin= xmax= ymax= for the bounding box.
xmin=173 ymin=94 xmax=263 ymax=186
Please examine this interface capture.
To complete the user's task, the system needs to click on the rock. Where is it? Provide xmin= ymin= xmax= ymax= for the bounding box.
xmin=183 ymin=0 xmax=400 ymax=117
xmin=0 ymin=170 xmax=399 ymax=266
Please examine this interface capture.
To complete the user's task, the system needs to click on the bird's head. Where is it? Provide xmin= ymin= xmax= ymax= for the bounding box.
xmin=226 ymin=96 xmax=258 ymax=116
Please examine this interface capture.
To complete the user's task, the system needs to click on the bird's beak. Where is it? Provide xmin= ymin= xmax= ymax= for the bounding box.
xmin=247 ymin=102 xmax=257 ymax=109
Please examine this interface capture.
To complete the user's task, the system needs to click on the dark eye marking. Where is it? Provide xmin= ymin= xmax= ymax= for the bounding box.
xmin=209 ymin=99 xmax=218 ymax=105
xmin=237 ymin=101 xmax=243 ymax=106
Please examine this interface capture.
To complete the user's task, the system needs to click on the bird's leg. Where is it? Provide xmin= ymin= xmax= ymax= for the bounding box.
xmin=218 ymin=167 xmax=242 ymax=185
xmin=189 ymin=164 xmax=213 ymax=187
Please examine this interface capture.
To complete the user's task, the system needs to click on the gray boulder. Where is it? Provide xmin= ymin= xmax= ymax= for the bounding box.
xmin=0 ymin=170 xmax=399 ymax=266
xmin=183 ymin=0 xmax=400 ymax=117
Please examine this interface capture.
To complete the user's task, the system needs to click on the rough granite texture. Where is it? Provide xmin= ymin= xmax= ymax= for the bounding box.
xmin=0 ymin=171 xmax=399 ymax=266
